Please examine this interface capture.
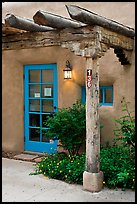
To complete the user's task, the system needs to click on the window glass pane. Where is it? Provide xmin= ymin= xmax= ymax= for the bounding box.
xmin=42 ymin=70 xmax=53 ymax=83
xmin=29 ymin=128 xmax=40 ymax=141
xmin=42 ymin=84 xmax=53 ymax=98
xmin=29 ymin=70 xmax=40 ymax=82
xmin=29 ymin=84 xmax=40 ymax=98
xmin=105 ymin=88 xmax=113 ymax=103
xmin=99 ymin=89 xmax=103 ymax=103
xmin=42 ymin=100 xmax=54 ymax=112
xmin=29 ymin=114 xmax=40 ymax=127
xmin=29 ymin=100 xmax=40 ymax=112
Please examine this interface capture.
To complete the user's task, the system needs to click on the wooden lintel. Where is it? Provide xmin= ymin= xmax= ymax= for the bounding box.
xmin=2 ymin=25 xmax=134 ymax=53
xmin=97 ymin=26 xmax=134 ymax=51
xmin=2 ymin=26 xmax=96 ymax=50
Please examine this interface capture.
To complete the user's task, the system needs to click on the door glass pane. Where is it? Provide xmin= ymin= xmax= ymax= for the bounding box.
xmin=29 ymin=114 xmax=40 ymax=127
xmin=29 ymin=128 xmax=40 ymax=141
xmin=29 ymin=70 xmax=40 ymax=83
xmin=42 ymin=100 xmax=54 ymax=112
xmin=42 ymin=84 xmax=53 ymax=98
xmin=42 ymin=70 xmax=53 ymax=83
xmin=42 ymin=129 xmax=50 ymax=142
xmin=42 ymin=114 xmax=51 ymax=127
xmin=105 ymin=89 xmax=113 ymax=103
xmin=29 ymin=100 xmax=40 ymax=112
xmin=29 ymin=84 xmax=40 ymax=98
xmin=99 ymin=89 xmax=103 ymax=103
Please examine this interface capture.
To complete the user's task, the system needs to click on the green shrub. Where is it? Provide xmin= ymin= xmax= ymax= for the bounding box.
xmin=113 ymin=97 xmax=135 ymax=160
xmin=100 ymin=144 xmax=135 ymax=189
xmin=43 ymin=100 xmax=86 ymax=155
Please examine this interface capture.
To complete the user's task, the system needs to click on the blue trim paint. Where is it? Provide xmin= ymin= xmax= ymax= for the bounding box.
xmin=81 ymin=86 xmax=113 ymax=106
xmin=81 ymin=86 xmax=86 ymax=104
xmin=24 ymin=64 xmax=58 ymax=153
xmin=99 ymin=86 xmax=113 ymax=106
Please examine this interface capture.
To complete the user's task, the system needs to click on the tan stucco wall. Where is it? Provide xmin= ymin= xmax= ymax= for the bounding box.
xmin=2 ymin=46 xmax=86 ymax=152
xmin=2 ymin=2 xmax=135 ymax=152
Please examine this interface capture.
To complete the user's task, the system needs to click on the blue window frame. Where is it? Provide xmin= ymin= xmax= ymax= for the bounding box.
xmin=81 ymin=86 xmax=113 ymax=106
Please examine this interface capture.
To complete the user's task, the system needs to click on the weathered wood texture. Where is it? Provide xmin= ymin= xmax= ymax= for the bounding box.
xmin=98 ymin=26 xmax=134 ymax=51
xmin=86 ymin=57 xmax=100 ymax=173
xmin=5 ymin=14 xmax=54 ymax=32
xmin=2 ymin=23 xmax=25 ymax=35
xmin=66 ymin=5 xmax=135 ymax=38
xmin=2 ymin=25 xmax=134 ymax=53
xmin=33 ymin=10 xmax=85 ymax=29
xmin=2 ymin=26 xmax=96 ymax=50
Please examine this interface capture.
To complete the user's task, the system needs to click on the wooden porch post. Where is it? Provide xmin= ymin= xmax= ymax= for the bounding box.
xmin=83 ymin=56 xmax=103 ymax=192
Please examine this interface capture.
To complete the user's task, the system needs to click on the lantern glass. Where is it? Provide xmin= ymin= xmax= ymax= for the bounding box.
xmin=64 ymin=69 xmax=72 ymax=79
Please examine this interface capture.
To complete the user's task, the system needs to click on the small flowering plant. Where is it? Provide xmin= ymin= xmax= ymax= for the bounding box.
xmin=31 ymin=152 xmax=86 ymax=184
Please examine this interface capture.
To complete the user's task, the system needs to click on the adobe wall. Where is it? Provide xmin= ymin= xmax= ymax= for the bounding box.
xmin=2 ymin=44 xmax=135 ymax=151
xmin=2 ymin=2 xmax=135 ymax=151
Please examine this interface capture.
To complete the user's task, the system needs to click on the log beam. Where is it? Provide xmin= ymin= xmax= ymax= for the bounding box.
xmin=5 ymin=14 xmax=54 ymax=32
xmin=33 ymin=10 xmax=85 ymax=29
xmin=2 ymin=25 xmax=134 ymax=52
xmin=66 ymin=4 xmax=135 ymax=38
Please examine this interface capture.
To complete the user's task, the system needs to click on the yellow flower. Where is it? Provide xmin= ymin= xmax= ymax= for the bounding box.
xmin=133 ymin=179 xmax=135 ymax=182
xmin=65 ymin=175 xmax=67 ymax=178
xmin=103 ymin=181 xmax=105 ymax=184
xmin=60 ymin=170 xmax=62 ymax=173
xmin=69 ymin=170 xmax=71 ymax=173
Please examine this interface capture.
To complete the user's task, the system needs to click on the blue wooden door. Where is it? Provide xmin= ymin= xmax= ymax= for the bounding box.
xmin=24 ymin=64 xmax=58 ymax=154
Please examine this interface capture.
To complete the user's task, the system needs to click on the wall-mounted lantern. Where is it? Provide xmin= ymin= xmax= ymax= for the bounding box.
xmin=63 ymin=60 xmax=72 ymax=79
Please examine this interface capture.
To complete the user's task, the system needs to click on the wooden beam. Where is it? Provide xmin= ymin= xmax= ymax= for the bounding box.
xmin=2 ymin=23 xmax=25 ymax=35
xmin=2 ymin=25 xmax=134 ymax=52
xmin=33 ymin=10 xmax=85 ymax=29
xmin=83 ymin=57 xmax=103 ymax=192
xmin=5 ymin=14 xmax=54 ymax=32
xmin=85 ymin=57 xmax=100 ymax=173
xmin=2 ymin=27 xmax=96 ymax=50
xmin=66 ymin=5 xmax=135 ymax=38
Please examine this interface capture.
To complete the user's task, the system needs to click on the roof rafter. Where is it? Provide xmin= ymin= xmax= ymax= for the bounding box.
xmin=33 ymin=10 xmax=85 ymax=29
xmin=66 ymin=4 xmax=135 ymax=38
xmin=5 ymin=14 xmax=55 ymax=32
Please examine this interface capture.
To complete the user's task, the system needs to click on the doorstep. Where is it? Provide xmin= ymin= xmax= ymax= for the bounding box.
xmin=13 ymin=152 xmax=45 ymax=163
